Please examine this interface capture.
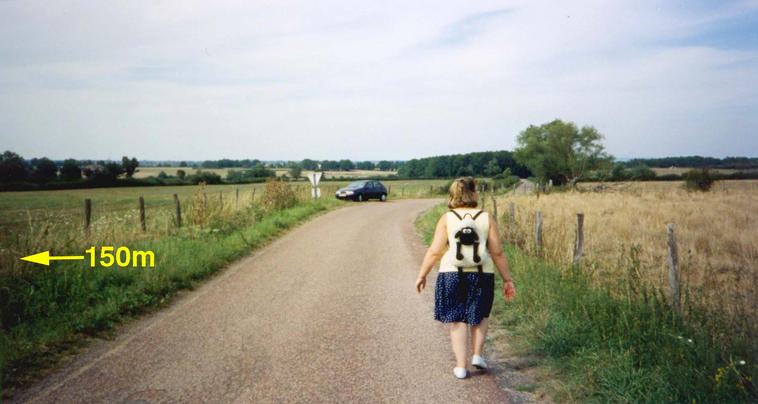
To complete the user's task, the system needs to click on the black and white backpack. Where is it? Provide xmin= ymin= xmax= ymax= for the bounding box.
xmin=449 ymin=209 xmax=488 ymax=299
xmin=449 ymin=209 xmax=488 ymax=271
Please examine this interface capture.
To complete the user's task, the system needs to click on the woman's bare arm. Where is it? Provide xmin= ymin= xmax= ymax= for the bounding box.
xmin=487 ymin=214 xmax=516 ymax=300
xmin=415 ymin=215 xmax=448 ymax=293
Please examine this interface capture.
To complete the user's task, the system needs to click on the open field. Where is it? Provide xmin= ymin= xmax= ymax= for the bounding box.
xmin=650 ymin=166 xmax=740 ymax=175
xmin=284 ymin=169 xmax=397 ymax=178
xmin=132 ymin=166 xmax=397 ymax=179
xmin=132 ymin=166 xmax=228 ymax=178
xmin=0 ymin=179 xmax=449 ymax=230
xmin=493 ymin=180 xmax=758 ymax=322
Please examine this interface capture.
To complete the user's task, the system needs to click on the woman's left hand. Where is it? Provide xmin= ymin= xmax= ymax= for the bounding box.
xmin=415 ymin=276 xmax=426 ymax=293
xmin=503 ymin=281 xmax=515 ymax=301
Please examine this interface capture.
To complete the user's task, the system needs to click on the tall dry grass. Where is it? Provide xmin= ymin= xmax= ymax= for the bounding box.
xmin=490 ymin=180 xmax=758 ymax=329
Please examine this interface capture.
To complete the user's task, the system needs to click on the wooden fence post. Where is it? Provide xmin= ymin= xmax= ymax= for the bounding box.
xmin=535 ymin=211 xmax=543 ymax=252
xmin=388 ymin=185 xmax=391 ymax=195
xmin=219 ymin=191 xmax=223 ymax=208
xmin=573 ymin=213 xmax=584 ymax=265
xmin=173 ymin=193 xmax=182 ymax=227
xmin=509 ymin=202 xmax=515 ymax=230
xmin=492 ymin=197 xmax=498 ymax=224
xmin=139 ymin=196 xmax=146 ymax=231
xmin=667 ymin=223 xmax=681 ymax=314
xmin=84 ymin=198 xmax=91 ymax=237
xmin=251 ymin=188 xmax=256 ymax=204
xmin=235 ymin=188 xmax=239 ymax=208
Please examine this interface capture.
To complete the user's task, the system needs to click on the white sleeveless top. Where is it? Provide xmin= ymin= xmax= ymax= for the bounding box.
xmin=438 ymin=208 xmax=495 ymax=273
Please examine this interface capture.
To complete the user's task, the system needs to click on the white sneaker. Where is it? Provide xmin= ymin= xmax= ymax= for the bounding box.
xmin=453 ymin=367 xmax=467 ymax=379
xmin=472 ymin=355 xmax=488 ymax=369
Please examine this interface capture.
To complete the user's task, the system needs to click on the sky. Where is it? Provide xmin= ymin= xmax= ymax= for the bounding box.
xmin=1 ymin=0 xmax=757 ymax=161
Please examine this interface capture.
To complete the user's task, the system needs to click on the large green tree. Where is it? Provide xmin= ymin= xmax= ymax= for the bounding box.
xmin=0 ymin=150 xmax=29 ymax=183
xmin=300 ymin=159 xmax=318 ymax=170
xmin=32 ymin=157 xmax=58 ymax=183
xmin=122 ymin=156 xmax=139 ymax=177
xmin=514 ymin=119 xmax=613 ymax=186
xmin=60 ymin=159 xmax=82 ymax=181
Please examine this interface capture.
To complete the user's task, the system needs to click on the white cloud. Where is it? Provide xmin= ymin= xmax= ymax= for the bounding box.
xmin=0 ymin=0 xmax=756 ymax=160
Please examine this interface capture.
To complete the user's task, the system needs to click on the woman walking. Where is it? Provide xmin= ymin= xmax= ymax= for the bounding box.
xmin=415 ymin=177 xmax=516 ymax=379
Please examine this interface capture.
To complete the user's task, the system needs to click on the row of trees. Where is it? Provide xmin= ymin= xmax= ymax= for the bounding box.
xmin=397 ymin=151 xmax=531 ymax=178
xmin=0 ymin=151 xmax=139 ymax=184
xmin=196 ymin=159 xmax=402 ymax=172
xmin=624 ymin=156 xmax=758 ymax=170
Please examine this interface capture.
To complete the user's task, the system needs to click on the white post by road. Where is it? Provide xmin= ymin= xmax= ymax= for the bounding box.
xmin=308 ymin=172 xmax=323 ymax=199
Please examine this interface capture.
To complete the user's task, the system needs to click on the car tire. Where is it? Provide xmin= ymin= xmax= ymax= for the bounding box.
xmin=357 ymin=194 xmax=363 ymax=202
xmin=380 ymin=193 xmax=387 ymax=201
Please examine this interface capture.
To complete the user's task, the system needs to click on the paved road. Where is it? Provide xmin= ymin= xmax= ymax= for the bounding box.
xmin=15 ymin=199 xmax=510 ymax=403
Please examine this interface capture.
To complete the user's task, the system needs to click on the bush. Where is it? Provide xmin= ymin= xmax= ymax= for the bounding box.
xmin=628 ymin=165 xmax=656 ymax=181
xmin=611 ymin=164 xmax=629 ymax=181
xmin=188 ymin=170 xmax=222 ymax=184
xmin=262 ymin=178 xmax=297 ymax=210
xmin=683 ymin=168 xmax=715 ymax=191
xmin=655 ymin=174 xmax=682 ymax=181
xmin=494 ymin=175 xmax=521 ymax=189
xmin=190 ymin=182 xmax=208 ymax=227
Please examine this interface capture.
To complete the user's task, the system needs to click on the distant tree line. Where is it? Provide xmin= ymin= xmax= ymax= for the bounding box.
xmin=623 ymin=156 xmax=758 ymax=170
xmin=0 ymin=151 xmax=142 ymax=187
xmin=200 ymin=159 xmax=263 ymax=168
xmin=199 ymin=158 xmax=403 ymax=172
xmin=0 ymin=151 xmax=280 ymax=191
xmin=396 ymin=151 xmax=531 ymax=179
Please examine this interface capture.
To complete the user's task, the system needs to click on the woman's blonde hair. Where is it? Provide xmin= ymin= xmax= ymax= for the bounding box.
xmin=448 ymin=177 xmax=478 ymax=209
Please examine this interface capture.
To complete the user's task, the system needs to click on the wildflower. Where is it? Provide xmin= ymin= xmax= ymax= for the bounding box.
xmin=687 ymin=339 xmax=693 ymax=343
xmin=739 ymin=360 xmax=746 ymax=365
xmin=677 ymin=336 xmax=683 ymax=340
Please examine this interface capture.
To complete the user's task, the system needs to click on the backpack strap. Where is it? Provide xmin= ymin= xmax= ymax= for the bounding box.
xmin=457 ymin=267 xmax=467 ymax=301
xmin=476 ymin=264 xmax=483 ymax=292
xmin=451 ymin=209 xmax=484 ymax=220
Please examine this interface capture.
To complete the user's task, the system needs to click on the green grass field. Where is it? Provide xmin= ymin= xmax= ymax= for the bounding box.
xmin=0 ymin=179 xmax=450 ymax=229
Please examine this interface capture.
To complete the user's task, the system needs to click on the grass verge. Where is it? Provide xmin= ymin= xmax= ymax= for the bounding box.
xmin=416 ymin=202 xmax=756 ymax=403
xmin=0 ymin=198 xmax=342 ymax=398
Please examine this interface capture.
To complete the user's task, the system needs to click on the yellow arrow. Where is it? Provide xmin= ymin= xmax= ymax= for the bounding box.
xmin=20 ymin=250 xmax=84 ymax=266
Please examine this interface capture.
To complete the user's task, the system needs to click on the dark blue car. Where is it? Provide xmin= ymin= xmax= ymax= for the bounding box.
xmin=335 ymin=180 xmax=388 ymax=202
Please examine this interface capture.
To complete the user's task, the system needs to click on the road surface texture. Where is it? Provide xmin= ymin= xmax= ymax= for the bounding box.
xmin=14 ymin=199 xmax=511 ymax=403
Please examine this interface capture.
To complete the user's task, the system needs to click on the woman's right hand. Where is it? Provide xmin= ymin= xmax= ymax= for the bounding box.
xmin=415 ymin=276 xmax=426 ymax=294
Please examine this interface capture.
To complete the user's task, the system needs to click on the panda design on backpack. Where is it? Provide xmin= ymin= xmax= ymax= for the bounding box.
xmin=449 ymin=209 xmax=488 ymax=299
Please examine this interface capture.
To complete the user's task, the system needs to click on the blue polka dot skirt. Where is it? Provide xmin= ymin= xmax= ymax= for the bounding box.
xmin=434 ymin=272 xmax=495 ymax=326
